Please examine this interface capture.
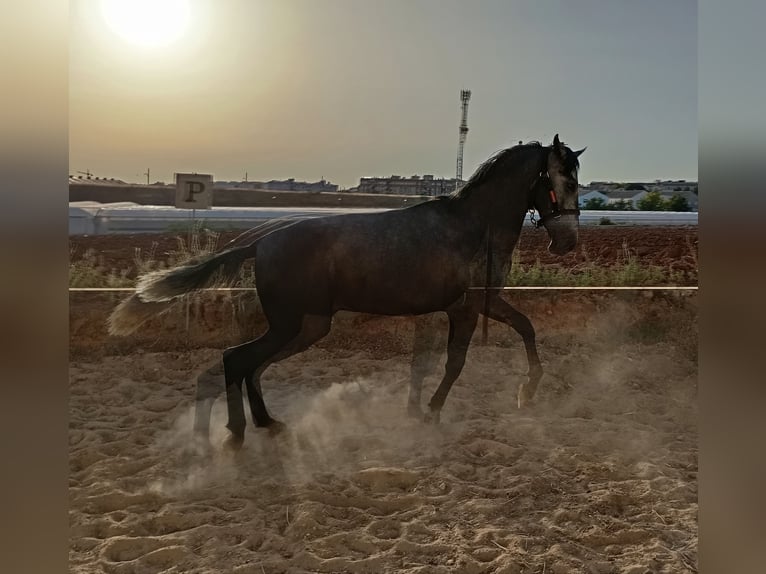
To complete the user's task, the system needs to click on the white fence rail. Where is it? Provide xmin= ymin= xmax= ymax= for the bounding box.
xmin=69 ymin=202 xmax=698 ymax=236
xmin=69 ymin=286 xmax=698 ymax=293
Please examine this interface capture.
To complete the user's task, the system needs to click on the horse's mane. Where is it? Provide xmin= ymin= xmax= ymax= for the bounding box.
xmin=444 ymin=141 xmax=542 ymax=202
xmin=443 ymin=140 xmax=579 ymax=203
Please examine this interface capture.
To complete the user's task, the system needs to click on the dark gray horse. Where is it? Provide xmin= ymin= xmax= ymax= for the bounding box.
xmin=109 ymin=135 xmax=584 ymax=450
xmin=191 ymin=226 xmax=552 ymax=438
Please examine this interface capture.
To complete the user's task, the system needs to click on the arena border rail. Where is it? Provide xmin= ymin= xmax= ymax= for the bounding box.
xmin=69 ymin=286 xmax=698 ymax=292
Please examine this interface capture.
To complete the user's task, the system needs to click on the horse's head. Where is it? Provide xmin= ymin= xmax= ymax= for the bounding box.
xmin=531 ymin=134 xmax=585 ymax=255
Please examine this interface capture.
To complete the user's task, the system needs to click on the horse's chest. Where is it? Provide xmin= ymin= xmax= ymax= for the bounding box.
xmin=332 ymin=258 xmax=468 ymax=314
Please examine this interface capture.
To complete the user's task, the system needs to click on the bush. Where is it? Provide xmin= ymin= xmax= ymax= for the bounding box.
xmin=636 ymin=191 xmax=666 ymax=211
xmin=583 ymin=197 xmax=607 ymax=210
xmin=665 ymin=193 xmax=691 ymax=212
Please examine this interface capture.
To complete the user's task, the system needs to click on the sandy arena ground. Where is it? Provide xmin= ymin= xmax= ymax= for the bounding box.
xmin=70 ymin=293 xmax=697 ymax=573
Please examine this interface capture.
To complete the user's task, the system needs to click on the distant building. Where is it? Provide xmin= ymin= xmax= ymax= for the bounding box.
xmin=588 ymin=180 xmax=697 ymax=194
xmin=214 ymin=178 xmax=338 ymax=193
xmin=604 ymin=190 xmax=643 ymax=208
xmin=68 ymin=175 xmax=127 ymax=185
xmin=587 ymin=181 xmax=624 ymax=192
xmin=356 ymin=174 xmax=463 ymax=196
xmin=651 ymin=179 xmax=697 ymax=194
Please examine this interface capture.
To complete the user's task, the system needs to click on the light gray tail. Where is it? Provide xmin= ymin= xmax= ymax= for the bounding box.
xmin=107 ymin=295 xmax=176 ymax=336
xmin=107 ymin=243 xmax=256 ymax=336
xmin=136 ymin=243 xmax=255 ymax=302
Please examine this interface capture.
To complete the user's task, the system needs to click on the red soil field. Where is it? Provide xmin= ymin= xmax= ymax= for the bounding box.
xmin=70 ymin=225 xmax=698 ymax=285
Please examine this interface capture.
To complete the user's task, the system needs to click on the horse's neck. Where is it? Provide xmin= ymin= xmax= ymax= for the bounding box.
xmin=457 ymin=152 xmax=542 ymax=279
xmin=489 ymin=223 xmax=524 ymax=260
xmin=464 ymin=185 xmax=530 ymax=244
xmin=467 ymin=225 xmax=524 ymax=288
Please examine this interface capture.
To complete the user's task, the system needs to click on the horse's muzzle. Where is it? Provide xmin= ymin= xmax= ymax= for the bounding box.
xmin=544 ymin=216 xmax=579 ymax=256
xmin=548 ymin=239 xmax=578 ymax=256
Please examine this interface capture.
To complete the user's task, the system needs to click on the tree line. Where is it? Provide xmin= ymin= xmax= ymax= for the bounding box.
xmin=582 ymin=191 xmax=693 ymax=212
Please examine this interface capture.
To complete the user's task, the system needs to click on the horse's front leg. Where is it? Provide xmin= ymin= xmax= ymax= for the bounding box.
xmin=484 ymin=296 xmax=543 ymax=408
xmin=193 ymin=360 xmax=225 ymax=447
xmin=222 ymin=346 xmax=249 ymax=451
xmin=408 ymin=313 xmax=446 ymax=418
xmin=425 ymin=308 xmax=479 ymax=423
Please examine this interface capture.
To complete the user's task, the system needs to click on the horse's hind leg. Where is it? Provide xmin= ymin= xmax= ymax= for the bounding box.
xmin=408 ymin=313 xmax=446 ymax=417
xmin=243 ymin=373 xmax=279 ymax=433
xmin=485 ymin=296 xmax=543 ymax=408
xmin=426 ymin=307 xmax=479 ymax=424
xmin=191 ymin=362 xmax=270 ymax=445
xmin=222 ymin=323 xmax=300 ymax=450
xmin=193 ymin=360 xmax=225 ymax=442
xmin=243 ymin=314 xmax=332 ymax=435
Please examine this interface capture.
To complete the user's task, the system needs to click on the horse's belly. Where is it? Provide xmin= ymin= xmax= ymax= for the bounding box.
xmin=333 ymin=284 xmax=465 ymax=316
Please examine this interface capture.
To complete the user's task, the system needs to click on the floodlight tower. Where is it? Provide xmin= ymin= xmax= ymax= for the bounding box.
xmin=455 ymin=89 xmax=472 ymax=187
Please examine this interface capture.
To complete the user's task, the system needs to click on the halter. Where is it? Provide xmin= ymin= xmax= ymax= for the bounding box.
xmin=528 ymin=171 xmax=580 ymax=229
xmin=480 ymin=168 xmax=580 ymax=343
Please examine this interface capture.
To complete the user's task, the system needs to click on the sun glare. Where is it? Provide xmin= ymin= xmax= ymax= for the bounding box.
xmin=101 ymin=0 xmax=190 ymax=48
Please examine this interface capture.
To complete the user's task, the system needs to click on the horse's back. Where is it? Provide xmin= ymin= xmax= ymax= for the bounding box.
xmin=253 ymin=205 xmax=473 ymax=315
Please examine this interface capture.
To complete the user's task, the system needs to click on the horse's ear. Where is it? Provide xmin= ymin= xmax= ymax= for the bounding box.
xmin=552 ymin=134 xmax=567 ymax=158
xmin=574 ymin=147 xmax=587 ymax=158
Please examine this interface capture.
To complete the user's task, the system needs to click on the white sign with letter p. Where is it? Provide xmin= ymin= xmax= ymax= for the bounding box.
xmin=175 ymin=173 xmax=213 ymax=209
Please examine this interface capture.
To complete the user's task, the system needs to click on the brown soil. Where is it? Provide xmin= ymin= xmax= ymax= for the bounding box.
xmin=70 ymin=290 xmax=697 ymax=573
xmin=69 ymin=226 xmax=699 ymax=284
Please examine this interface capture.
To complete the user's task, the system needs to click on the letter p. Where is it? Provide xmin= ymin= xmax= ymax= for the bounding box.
xmin=184 ymin=181 xmax=205 ymax=203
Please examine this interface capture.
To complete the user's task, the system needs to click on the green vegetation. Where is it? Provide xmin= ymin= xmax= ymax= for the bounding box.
xmin=505 ymin=246 xmax=691 ymax=287
xmin=505 ymin=258 xmax=687 ymax=286
xmin=635 ymin=191 xmax=665 ymax=211
xmin=581 ymin=193 xmax=693 ymax=212
xmin=582 ymin=197 xmax=607 ymax=210
xmin=70 ymin=249 xmax=692 ymax=288
xmin=69 ymin=247 xmax=134 ymax=288
xmin=664 ymin=193 xmax=691 ymax=211
xmin=70 ymin=225 xmax=257 ymax=289
xmin=609 ymin=199 xmax=635 ymax=211
xmin=581 ymin=198 xmax=634 ymax=211
xmin=70 ymin=227 xmax=694 ymax=289
xmin=636 ymin=191 xmax=692 ymax=212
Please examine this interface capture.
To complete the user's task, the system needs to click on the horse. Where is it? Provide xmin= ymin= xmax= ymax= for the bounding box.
xmin=190 ymin=229 xmax=553 ymax=437
xmin=108 ymin=135 xmax=584 ymax=450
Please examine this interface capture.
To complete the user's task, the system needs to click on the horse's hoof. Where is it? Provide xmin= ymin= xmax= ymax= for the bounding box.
xmin=222 ymin=433 xmax=245 ymax=452
xmin=423 ymin=410 xmax=441 ymax=425
xmin=267 ymin=420 xmax=287 ymax=436
xmin=190 ymin=433 xmax=213 ymax=455
xmin=179 ymin=437 xmax=211 ymax=464
xmin=517 ymin=386 xmax=535 ymax=409
xmin=407 ymin=403 xmax=423 ymax=419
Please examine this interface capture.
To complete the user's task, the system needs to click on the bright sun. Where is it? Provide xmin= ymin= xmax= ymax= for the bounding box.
xmin=101 ymin=0 xmax=190 ymax=48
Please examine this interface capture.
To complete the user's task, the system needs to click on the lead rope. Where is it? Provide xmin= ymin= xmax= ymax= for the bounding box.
xmin=528 ymin=171 xmax=543 ymax=229
xmin=481 ymin=224 xmax=493 ymax=345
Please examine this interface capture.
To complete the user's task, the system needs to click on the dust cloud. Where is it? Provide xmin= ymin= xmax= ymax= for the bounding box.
xmin=70 ymin=296 xmax=697 ymax=573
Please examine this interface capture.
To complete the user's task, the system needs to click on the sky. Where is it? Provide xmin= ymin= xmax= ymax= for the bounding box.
xmin=69 ymin=0 xmax=697 ymax=188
